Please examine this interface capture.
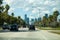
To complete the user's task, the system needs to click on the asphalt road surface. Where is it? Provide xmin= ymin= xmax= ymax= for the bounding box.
xmin=0 ymin=28 xmax=60 ymax=40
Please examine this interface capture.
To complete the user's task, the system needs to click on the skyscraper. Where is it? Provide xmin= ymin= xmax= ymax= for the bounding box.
xmin=25 ymin=14 xmax=29 ymax=25
xmin=31 ymin=18 xmax=34 ymax=25
xmin=38 ymin=17 xmax=41 ymax=21
xmin=27 ymin=17 xmax=29 ymax=25
xmin=25 ymin=14 xmax=27 ymax=20
xmin=35 ymin=18 xmax=37 ymax=22
xmin=45 ymin=14 xmax=48 ymax=18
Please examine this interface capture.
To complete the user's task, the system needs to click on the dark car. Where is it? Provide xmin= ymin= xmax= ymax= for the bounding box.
xmin=23 ymin=25 xmax=26 ymax=28
xmin=10 ymin=24 xmax=18 ymax=31
xmin=2 ymin=24 xmax=10 ymax=30
xmin=29 ymin=25 xmax=35 ymax=30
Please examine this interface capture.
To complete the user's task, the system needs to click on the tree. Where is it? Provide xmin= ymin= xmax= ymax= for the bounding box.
xmin=5 ymin=4 xmax=10 ymax=12
xmin=53 ymin=10 xmax=59 ymax=16
xmin=0 ymin=0 xmax=25 ymax=27
xmin=17 ymin=16 xmax=21 ymax=24
xmin=0 ymin=0 xmax=4 ymax=26
xmin=0 ymin=0 xmax=3 ymax=5
xmin=0 ymin=6 xmax=4 ymax=13
xmin=18 ymin=16 xmax=21 ymax=19
xmin=42 ymin=16 xmax=48 ymax=27
xmin=53 ymin=10 xmax=59 ymax=21
xmin=0 ymin=0 xmax=4 ymax=13
xmin=35 ymin=10 xmax=60 ymax=28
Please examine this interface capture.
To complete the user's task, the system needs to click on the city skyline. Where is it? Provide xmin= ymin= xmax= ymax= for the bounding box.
xmin=24 ymin=14 xmax=42 ymax=24
xmin=3 ymin=0 xmax=60 ymax=19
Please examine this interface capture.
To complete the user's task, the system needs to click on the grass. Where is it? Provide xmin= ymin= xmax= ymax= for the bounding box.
xmin=37 ymin=26 xmax=60 ymax=34
xmin=0 ymin=27 xmax=2 ymax=30
xmin=49 ymin=31 xmax=60 ymax=34
xmin=37 ymin=26 xmax=60 ymax=30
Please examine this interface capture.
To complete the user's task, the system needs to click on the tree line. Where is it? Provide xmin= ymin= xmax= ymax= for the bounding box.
xmin=35 ymin=10 xmax=60 ymax=28
xmin=0 ymin=0 xmax=25 ymax=27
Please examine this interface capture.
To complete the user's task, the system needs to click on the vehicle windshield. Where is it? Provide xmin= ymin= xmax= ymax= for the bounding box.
xmin=0 ymin=0 xmax=60 ymax=40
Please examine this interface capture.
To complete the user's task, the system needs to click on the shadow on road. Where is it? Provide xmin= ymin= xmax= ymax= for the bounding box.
xmin=0 ymin=37 xmax=41 ymax=40
xmin=0 ymin=30 xmax=39 ymax=33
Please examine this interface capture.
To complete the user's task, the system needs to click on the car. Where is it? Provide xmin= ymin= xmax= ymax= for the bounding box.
xmin=2 ymin=24 xmax=10 ymax=30
xmin=29 ymin=25 xmax=35 ymax=30
xmin=23 ymin=25 xmax=26 ymax=28
xmin=10 ymin=24 xmax=18 ymax=31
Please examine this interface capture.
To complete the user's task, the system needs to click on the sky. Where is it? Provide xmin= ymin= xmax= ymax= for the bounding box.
xmin=3 ymin=0 xmax=60 ymax=20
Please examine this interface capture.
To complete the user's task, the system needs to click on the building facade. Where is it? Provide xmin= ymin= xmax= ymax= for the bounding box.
xmin=45 ymin=14 xmax=48 ymax=18
xmin=25 ymin=14 xmax=29 ymax=25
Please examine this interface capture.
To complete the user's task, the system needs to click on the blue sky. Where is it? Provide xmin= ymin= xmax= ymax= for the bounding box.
xmin=3 ymin=0 xmax=60 ymax=20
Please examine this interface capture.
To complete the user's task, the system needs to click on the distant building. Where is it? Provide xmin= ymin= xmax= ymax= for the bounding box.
xmin=38 ymin=17 xmax=41 ymax=21
xmin=45 ymin=14 xmax=48 ymax=18
xmin=35 ymin=18 xmax=37 ymax=22
xmin=27 ymin=17 xmax=29 ymax=25
xmin=31 ymin=18 xmax=35 ymax=25
xmin=25 ymin=14 xmax=27 ymax=20
xmin=24 ymin=14 xmax=29 ymax=25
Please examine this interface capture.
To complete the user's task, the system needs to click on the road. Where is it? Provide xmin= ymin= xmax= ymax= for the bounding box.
xmin=0 ymin=28 xmax=60 ymax=40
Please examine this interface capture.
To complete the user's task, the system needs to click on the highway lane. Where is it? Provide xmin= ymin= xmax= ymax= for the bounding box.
xmin=0 ymin=28 xmax=60 ymax=40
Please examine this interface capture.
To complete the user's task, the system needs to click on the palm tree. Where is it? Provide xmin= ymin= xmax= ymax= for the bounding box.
xmin=0 ymin=0 xmax=4 ymax=13
xmin=18 ymin=16 xmax=21 ymax=24
xmin=53 ymin=10 xmax=59 ymax=21
xmin=42 ymin=16 xmax=47 ymax=27
xmin=48 ymin=15 xmax=54 ymax=27
xmin=18 ymin=16 xmax=21 ymax=19
xmin=0 ymin=0 xmax=3 ymax=5
xmin=5 ymin=4 xmax=10 ymax=12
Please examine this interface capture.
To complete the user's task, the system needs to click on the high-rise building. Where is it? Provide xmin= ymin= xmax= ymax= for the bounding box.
xmin=35 ymin=18 xmax=37 ymax=22
xmin=25 ymin=14 xmax=27 ymax=20
xmin=27 ymin=17 xmax=29 ymax=25
xmin=31 ymin=18 xmax=34 ymax=25
xmin=45 ymin=14 xmax=48 ymax=18
xmin=24 ymin=14 xmax=29 ymax=25
xmin=38 ymin=17 xmax=41 ymax=21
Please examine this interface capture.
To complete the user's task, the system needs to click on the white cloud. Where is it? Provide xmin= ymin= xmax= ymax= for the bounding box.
xmin=57 ymin=15 xmax=60 ymax=22
xmin=32 ymin=8 xmax=39 ymax=13
xmin=39 ymin=13 xmax=45 ymax=18
xmin=44 ymin=0 xmax=56 ymax=6
xmin=42 ymin=10 xmax=50 ymax=13
xmin=52 ymin=8 xmax=58 ymax=11
xmin=44 ymin=1 xmax=49 ymax=5
xmin=27 ymin=0 xmax=35 ymax=4
xmin=37 ymin=7 xmax=46 ymax=11
xmin=29 ymin=15 xmax=35 ymax=19
xmin=8 ymin=8 xmax=15 ymax=13
xmin=24 ymin=7 xmax=30 ymax=11
xmin=4 ymin=0 xmax=14 ymax=5
xmin=3 ymin=0 xmax=60 ymax=18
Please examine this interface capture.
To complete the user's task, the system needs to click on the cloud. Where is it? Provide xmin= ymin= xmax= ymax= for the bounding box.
xmin=3 ymin=0 xmax=60 ymax=18
xmin=42 ymin=10 xmax=50 ymax=13
xmin=27 ymin=0 xmax=35 ymax=4
xmin=4 ymin=0 xmax=14 ymax=5
xmin=44 ymin=0 xmax=56 ymax=6
xmin=8 ymin=7 xmax=15 ymax=13
xmin=29 ymin=14 xmax=35 ymax=19
xmin=52 ymin=8 xmax=58 ymax=11
xmin=32 ymin=8 xmax=39 ymax=13
xmin=57 ymin=15 xmax=60 ymax=22
xmin=24 ymin=7 xmax=30 ymax=11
